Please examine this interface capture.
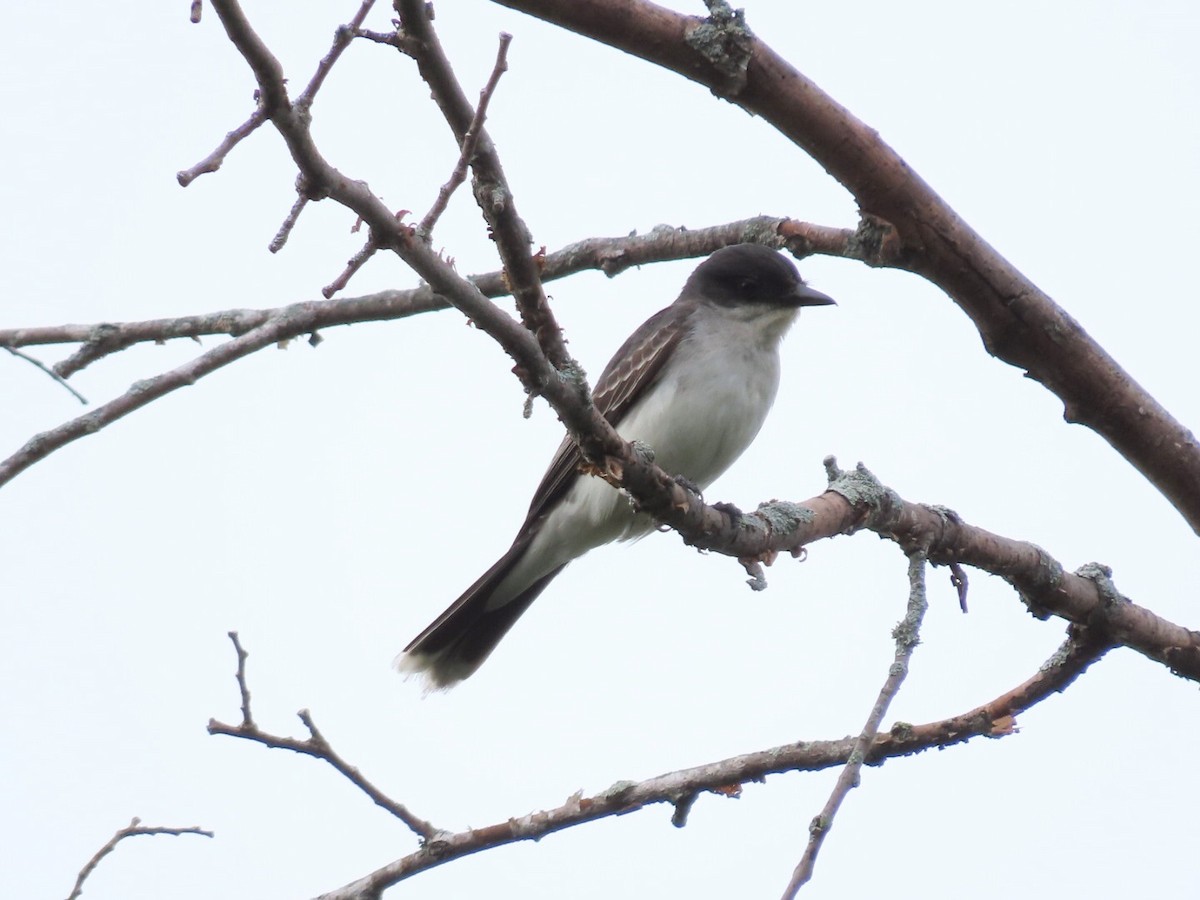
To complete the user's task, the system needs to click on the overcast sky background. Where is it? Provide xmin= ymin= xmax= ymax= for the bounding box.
xmin=3 ymin=2 xmax=1198 ymax=898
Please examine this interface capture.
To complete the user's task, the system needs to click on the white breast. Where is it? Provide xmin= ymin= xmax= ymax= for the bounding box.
xmin=497 ymin=301 xmax=798 ymax=600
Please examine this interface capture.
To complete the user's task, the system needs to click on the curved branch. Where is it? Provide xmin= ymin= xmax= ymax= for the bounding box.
xmin=308 ymin=626 xmax=1109 ymax=899
xmin=66 ymin=817 xmax=213 ymax=900
xmin=490 ymin=0 xmax=1200 ymax=536
xmin=3 ymin=346 xmax=87 ymax=404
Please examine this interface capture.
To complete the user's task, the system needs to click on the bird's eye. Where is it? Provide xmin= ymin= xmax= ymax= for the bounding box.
xmin=738 ymin=278 xmax=757 ymax=291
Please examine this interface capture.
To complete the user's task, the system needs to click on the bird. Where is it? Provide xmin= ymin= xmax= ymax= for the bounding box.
xmin=397 ymin=243 xmax=835 ymax=689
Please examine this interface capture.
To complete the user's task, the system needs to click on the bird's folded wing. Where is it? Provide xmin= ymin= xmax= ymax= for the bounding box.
xmin=520 ymin=304 xmax=687 ymax=526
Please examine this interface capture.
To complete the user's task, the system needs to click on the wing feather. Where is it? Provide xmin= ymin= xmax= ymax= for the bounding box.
xmin=520 ymin=304 xmax=688 ymax=526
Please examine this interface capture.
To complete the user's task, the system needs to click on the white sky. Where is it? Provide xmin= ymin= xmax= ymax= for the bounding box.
xmin=2 ymin=2 xmax=1198 ymax=898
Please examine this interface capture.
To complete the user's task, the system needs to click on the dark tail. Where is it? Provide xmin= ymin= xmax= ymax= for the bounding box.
xmin=396 ymin=541 xmax=566 ymax=689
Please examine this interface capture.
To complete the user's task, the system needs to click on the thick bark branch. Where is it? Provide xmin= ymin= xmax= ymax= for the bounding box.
xmin=490 ymin=0 xmax=1200 ymax=535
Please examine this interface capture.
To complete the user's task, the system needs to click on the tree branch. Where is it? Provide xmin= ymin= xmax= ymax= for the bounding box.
xmin=395 ymin=0 xmax=571 ymax=372
xmin=66 ymin=817 xmax=213 ymax=900
xmin=0 ymin=217 xmax=854 ymax=486
xmin=207 ymin=632 xmax=439 ymax=841
xmin=783 ymin=552 xmax=929 ymax=897
xmin=176 ymin=107 xmax=268 ymax=187
xmin=417 ymin=32 xmax=512 ymax=239
xmin=0 ymin=303 xmax=322 ymax=488
xmin=0 ymin=215 xmax=865 ymax=355
xmin=3 ymin=346 xmax=87 ymax=404
xmin=305 ymin=623 xmax=1109 ymax=899
xmin=490 ymin=0 xmax=1200 ymax=537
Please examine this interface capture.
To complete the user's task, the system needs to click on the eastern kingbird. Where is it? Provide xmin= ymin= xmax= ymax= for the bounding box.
xmin=398 ymin=243 xmax=835 ymax=688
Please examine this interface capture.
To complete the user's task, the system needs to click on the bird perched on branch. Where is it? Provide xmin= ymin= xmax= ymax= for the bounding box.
xmin=398 ymin=243 xmax=835 ymax=689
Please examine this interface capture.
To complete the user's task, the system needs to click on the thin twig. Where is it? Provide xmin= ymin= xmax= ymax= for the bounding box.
xmin=294 ymin=0 xmax=377 ymax=112
xmin=269 ymin=189 xmax=311 ymax=253
xmin=208 ymin=634 xmax=439 ymax=840
xmin=0 ymin=306 xmax=314 ymax=488
xmin=4 ymin=346 xmax=87 ymax=404
xmin=227 ymin=631 xmax=253 ymax=726
xmin=0 ymin=216 xmax=866 ymax=353
xmin=322 ymin=237 xmax=379 ymax=298
xmin=66 ymin=817 xmax=213 ymax=900
xmin=356 ymin=27 xmax=405 ymax=49
xmin=396 ymin=0 xmax=573 ymax=370
xmin=418 ymin=33 xmax=512 ymax=239
xmin=176 ymin=107 xmax=268 ymax=186
xmin=781 ymin=552 xmax=929 ymax=897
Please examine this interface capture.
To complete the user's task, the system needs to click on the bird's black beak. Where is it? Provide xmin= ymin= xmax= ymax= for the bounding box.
xmin=791 ymin=283 xmax=836 ymax=308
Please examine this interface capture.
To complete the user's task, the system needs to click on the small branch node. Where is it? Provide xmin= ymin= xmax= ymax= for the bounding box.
xmin=670 ymin=791 xmax=699 ymax=828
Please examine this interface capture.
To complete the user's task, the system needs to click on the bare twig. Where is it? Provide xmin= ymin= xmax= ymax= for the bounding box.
xmin=176 ymin=107 xmax=268 ymax=186
xmin=0 ymin=217 xmax=862 ymax=486
xmin=418 ymin=33 xmax=512 ymax=239
xmin=782 ymin=552 xmax=929 ymax=897
xmin=294 ymin=0 xmax=377 ymax=112
xmin=0 ymin=304 xmax=318 ymax=488
xmin=396 ymin=0 xmax=572 ymax=370
xmin=267 ymin=0 xmax=379 ymax=253
xmin=66 ymin=817 xmax=213 ymax=900
xmin=356 ymin=27 xmax=401 ymax=47
xmin=322 ymin=236 xmax=379 ymax=298
xmin=0 ymin=215 xmax=867 ymax=354
xmin=3 ymin=346 xmax=87 ymax=404
xmin=269 ymin=190 xmax=311 ymax=253
xmin=227 ymin=631 xmax=253 ymax=726
xmin=52 ymin=325 xmax=134 ymax=380
xmin=208 ymin=635 xmax=438 ymax=841
xmin=309 ymin=628 xmax=1108 ymax=898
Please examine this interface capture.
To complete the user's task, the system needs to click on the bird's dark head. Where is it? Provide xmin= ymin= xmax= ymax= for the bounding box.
xmin=682 ymin=243 xmax=835 ymax=309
